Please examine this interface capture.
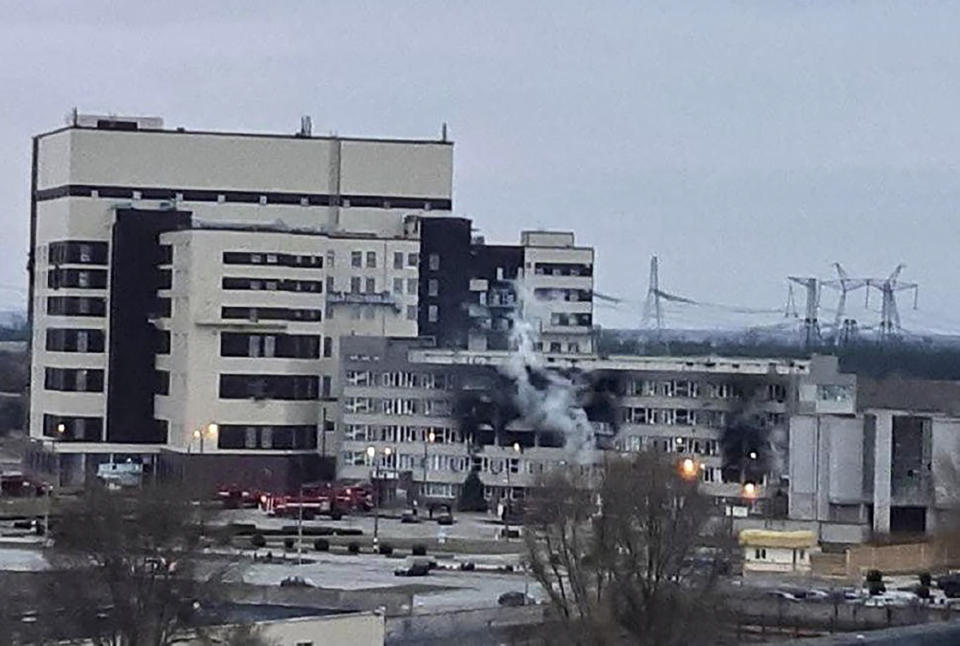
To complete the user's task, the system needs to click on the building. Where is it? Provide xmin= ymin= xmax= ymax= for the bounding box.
xmin=337 ymin=336 xmax=846 ymax=509
xmin=27 ymin=113 xmax=452 ymax=489
xmin=418 ymin=219 xmax=595 ymax=354
xmin=739 ymin=529 xmax=819 ymax=574
xmin=26 ymin=112 xmax=596 ymax=491
xmin=789 ymin=376 xmax=960 ymax=543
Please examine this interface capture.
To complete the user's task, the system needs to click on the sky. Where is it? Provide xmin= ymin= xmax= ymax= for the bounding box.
xmin=2 ymin=1 xmax=960 ymax=333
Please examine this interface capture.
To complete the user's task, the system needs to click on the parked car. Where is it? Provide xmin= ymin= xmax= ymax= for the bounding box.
xmin=401 ymin=508 xmax=422 ymax=524
xmin=279 ymin=576 xmax=315 ymax=588
xmin=498 ymin=591 xmax=534 ymax=607
xmin=436 ymin=508 xmax=455 ymax=525
xmin=395 ymin=562 xmax=431 ymax=577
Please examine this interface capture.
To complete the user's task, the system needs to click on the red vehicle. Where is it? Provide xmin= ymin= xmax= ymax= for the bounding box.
xmin=260 ymin=483 xmax=342 ymax=520
xmin=334 ymin=483 xmax=374 ymax=512
xmin=216 ymin=485 xmax=262 ymax=509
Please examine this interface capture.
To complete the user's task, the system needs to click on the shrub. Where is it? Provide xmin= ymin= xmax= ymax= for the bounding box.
xmin=283 ymin=537 xmax=295 ymax=550
xmin=865 ymin=569 xmax=883 ymax=583
xmin=378 ymin=543 xmax=394 ymax=555
xmin=250 ymin=533 xmax=266 ymax=549
xmin=313 ymin=538 xmax=330 ymax=551
xmin=412 ymin=544 xmax=427 ymax=556
xmin=458 ymin=470 xmax=488 ymax=512
xmin=347 ymin=542 xmax=361 ymax=554
xmin=920 ymin=572 xmax=933 ymax=587
xmin=917 ymin=585 xmax=931 ymax=600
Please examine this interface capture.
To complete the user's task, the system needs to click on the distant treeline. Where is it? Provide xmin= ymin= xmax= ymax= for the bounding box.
xmin=0 ymin=324 xmax=28 ymax=342
xmin=597 ymin=332 xmax=960 ymax=381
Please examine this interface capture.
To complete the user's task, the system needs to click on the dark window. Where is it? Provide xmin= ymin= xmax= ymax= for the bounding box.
xmin=158 ymin=245 xmax=173 ymax=265
xmin=156 ymin=329 xmax=170 ymax=354
xmin=220 ymin=333 xmax=320 ymax=359
xmin=219 ymin=374 xmax=319 ymax=401
xmin=156 ymin=269 xmax=172 ymax=290
xmin=48 ymin=240 xmax=109 ymax=265
xmin=45 ymin=328 xmax=105 ymax=353
xmin=221 ymin=277 xmax=322 ymax=293
xmin=44 ymin=367 xmax=104 ymax=392
xmin=47 ymin=268 xmax=108 ymax=289
xmin=220 ymin=307 xmax=322 ymax=322
xmin=47 ymin=296 xmax=106 ymax=317
xmin=222 ymin=252 xmax=322 ymax=268
xmin=218 ymin=425 xmax=316 ymax=450
xmin=155 ymin=370 xmax=169 ymax=396
xmin=323 ymin=337 xmax=333 ymax=358
xmin=151 ymin=297 xmax=171 ymax=318
xmin=42 ymin=414 xmax=103 ymax=441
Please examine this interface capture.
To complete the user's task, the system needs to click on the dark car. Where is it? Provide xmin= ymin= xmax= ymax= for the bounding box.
xmin=395 ymin=562 xmax=431 ymax=577
xmin=400 ymin=509 xmax=422 ymax=524
xmin=279 ymin=576 xmax=315 ymax=588
xmin=498 ymin=591 xmax=533 ymax=607
xmin=436 ymin=510 xmax=455 ymax=525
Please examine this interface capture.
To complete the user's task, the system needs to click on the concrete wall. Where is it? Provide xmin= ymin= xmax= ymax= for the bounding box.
xmin=385 ymin=605 xmax=547 ymax=645
xmin=844 ymin=536 xmax=960 ymax=577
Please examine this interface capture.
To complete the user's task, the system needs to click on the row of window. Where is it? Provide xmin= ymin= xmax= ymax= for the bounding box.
xmin=220 ymin=333 xmax=325 ymax=359
xmin=343 ymin=397 xmax=453 ymax=416
xmin=341 ymin=449 xmax=592 ymax=479
xmin=218 ymin=374 xmax=329 ymax=400
xmin=222 ymin=277 xmax=323 ymax=293
xmin=343 ymin=424 xmax=461 ymax=443
xmin=217 ymin=425 xmax=318 ymax=450
xmin=625 ymin=380 xmax=787 ymax=402
xmin=623 ymin=408 xmax=783 ymax=428
xmin=223 ymin=251 xmax=323 ymax=269
xmin=46 ymin=328 xmax=105 ymax=353
xmin=48 ymin=268 xmax=108 ymax=290
xmin=221 ymin=307 xmax=323 ymax=322
xmin=621 ymin=434 xmax=721 ymax=456
xmin=533 ymin=288 xmax=593 ymax=303
xmin=42 ymin=414 xmax=103 ymax=441
xmin=533 ymin=262 xmax=593 ymax=277
xmin=345 ymin=371 xmax=456 ymax=390
xmin=549 ymin=312 xmax=592 ymax=327
xmin=37 ymin=184 xmax=450 ymax=211
xmin=48 ymin=240 xmax=108 ymax=266
xmin=47 ymin=296 xmax=106 ymax=317
xmin=44 ymin=368 xmax=104 ymax=392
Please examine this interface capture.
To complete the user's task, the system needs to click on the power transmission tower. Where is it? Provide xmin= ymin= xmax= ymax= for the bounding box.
xmin=865 ymin=264 xmax=919 ymax=342
xmin=642 ymin=256 xmax=663 ymax=333
xmin=821 ymin=263 xmax=867 ymax=346
xmin=787 ymin=276 xmax=820 ymax=348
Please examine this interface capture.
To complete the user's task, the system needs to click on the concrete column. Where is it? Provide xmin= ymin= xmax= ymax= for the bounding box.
xmin=873 ymin=411 xmax=894 ymax=534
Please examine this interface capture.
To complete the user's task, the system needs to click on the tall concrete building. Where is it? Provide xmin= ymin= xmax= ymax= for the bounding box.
xmin=26 ymin=113 xmax=597 ymax=491
xmin=28 ymin=113 xmax=452 ymax=488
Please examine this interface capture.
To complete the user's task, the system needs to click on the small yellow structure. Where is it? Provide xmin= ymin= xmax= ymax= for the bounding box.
xmin=739 ymin=529 xmax=819 ymax=574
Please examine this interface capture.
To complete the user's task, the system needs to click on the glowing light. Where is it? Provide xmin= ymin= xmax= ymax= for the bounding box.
xmin=749 ymin=451 xmax=757 ymax=460
xmin=56 ymin=423 xmax=66 ymax=434
xmin=743 ymin=482 xmax=757 ymax=498
xmin=207 ymin=423 xmax=218 ymax=437
xmin=366 ymin=446 xmax=376 ymax=459
xmin=681 ymin=458 xmax=697 ymax=478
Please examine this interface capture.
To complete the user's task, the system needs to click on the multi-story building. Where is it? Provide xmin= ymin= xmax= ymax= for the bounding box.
xmin=418 ymin=220 xmax=595 ymax=354
xmin=789 ymin=375 xmax=960 ymax=543
xmin=337 ymin=335 xmax=844 ymax=510
xmin=27 ymin=113 xmax=452 ymax=488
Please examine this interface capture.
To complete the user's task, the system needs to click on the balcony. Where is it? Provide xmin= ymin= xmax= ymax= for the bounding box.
xmin=327 ymin=291 xmax=400 ymax=312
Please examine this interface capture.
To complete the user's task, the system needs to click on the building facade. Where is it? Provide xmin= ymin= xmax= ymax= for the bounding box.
xmin=337 ymin=336 xmax=844 ymax=511
xmin=28 ymin=114 xmax=452 ymax=488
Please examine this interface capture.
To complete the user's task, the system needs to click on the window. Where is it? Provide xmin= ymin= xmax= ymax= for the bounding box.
xmin=47 ymin=296 xmax=106 ymax=317
xmin=407 ymin=278 xmax=418 ymax=295
xmin=351 ymin=251 xmax=362 ymax=267
xmin=366 ymin=251 xmax=376 ymax=268
xmin=221 ymin=333 xmax=320 ymax=359
xmin=323 ymin=337 xmax=333 ymax=358
xmin=754 ymin=549 xmax=767 ymax=560
xmin=48 ymin=240 xmax=108 ymax=265
xmin=549 ymin=342 xmax=562 ymax=353
xmin=817 ymin=384 xmax=853 ymax=402
xmin=365 ymin=277 xmax=376 ymax=294
xmin=46 ymin=328 xmax=106 ymax=353
xmin=407 ymin=305 xmax=417 ymax=321
xmin=350 ymin=276 xmax=362 ymax=293
xmin=221 ymin=307 xmax=322 ymax=322
xmin=393 ymin=278 xmax=404 ymax=295
xmin=218 ymin=425 xmax=317 ymax=450
xmin=326 ymin=250 xmax=335 ymax=268
xmin=393 ymin=252 xmax=404 ymax=269
xmin=42 ymin=414 xmax=103 ymax=442
xmin=428 ymin=305 xmax=438 ymax=322
xmin=428 ymin=279 xmax=438 ymax=296
xmin=407 ymin=253 xmax=418 ymax=267
xmin=219 ymin=375 xmax=319 ymax=400
xmin=44 ymin=367 xmax=104 ymax=392
xmin=428 ymin=253 xmax=440 ymax=271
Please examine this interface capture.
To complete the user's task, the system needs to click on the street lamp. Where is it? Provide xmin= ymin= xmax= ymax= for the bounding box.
xmin=368 ymin=446 xmax=392 ymax=546
xmin=421 ymin=430 xmax=436 ymax=505
xmin=192 ymin=423 xmax=218 ymax=454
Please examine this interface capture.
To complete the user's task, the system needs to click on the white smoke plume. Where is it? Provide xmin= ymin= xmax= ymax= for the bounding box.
xmin=499 ymin=278 xmax=596 ymax=463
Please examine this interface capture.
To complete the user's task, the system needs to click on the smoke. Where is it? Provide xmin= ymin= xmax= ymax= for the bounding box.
xmin=720 ymin=376 xmax=787 ymax=485
xmin=498 ymin=279 xmax=597 ymax=462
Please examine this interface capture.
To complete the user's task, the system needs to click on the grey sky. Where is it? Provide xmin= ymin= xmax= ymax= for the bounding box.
xmin=3 ymin=1 xmax=960 ymax=332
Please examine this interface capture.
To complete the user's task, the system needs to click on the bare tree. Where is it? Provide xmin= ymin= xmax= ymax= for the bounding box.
xmin=44 ymin=483 xmax=246 ymax=646
xmin=524 ymin=451 xmax=729 ymax=646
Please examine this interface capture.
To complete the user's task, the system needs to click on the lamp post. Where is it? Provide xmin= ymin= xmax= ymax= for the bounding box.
xmin=421 ymin=430 xmax=435 ymax=505
xmin=367 ymin=446 xmax=392 ymax=547
xmin=193 ymin=423 xmax=218 ymax=454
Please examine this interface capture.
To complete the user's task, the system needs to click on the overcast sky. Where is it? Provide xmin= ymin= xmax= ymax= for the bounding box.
xmin=2 ymin=1 xmax=960 ymax=332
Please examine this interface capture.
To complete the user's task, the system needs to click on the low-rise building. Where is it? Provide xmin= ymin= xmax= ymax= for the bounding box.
xmin=739 ymin=529 xmax=819 ymax=574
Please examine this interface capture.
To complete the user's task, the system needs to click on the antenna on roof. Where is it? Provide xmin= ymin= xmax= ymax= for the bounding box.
xmin=441 ymin=122 xmax=448 ymax=142
xmin=298 ymin=115 xmax=312 ymax=137
xmin=64 ymin=107 xmax=78 ymax=126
